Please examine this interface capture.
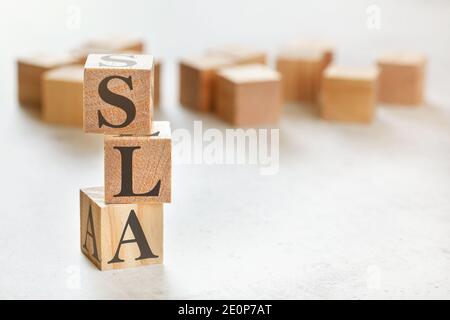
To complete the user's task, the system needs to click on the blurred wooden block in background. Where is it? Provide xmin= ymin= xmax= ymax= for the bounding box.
xmin=73 ymin=37 xmax=145 ymax=64
xmin=207 ymin=44 xmax=267 ymax=65
xmin=154 ymin=59 xmax=161 ymax=107
xmin=17 ymin=53 xmax=79 ymax=108
xmin=42 ymin=65 xmax=84 ymax=126
xmin=277 ymin=40 xmax=334 ymax=104
xmin=104 ymin=121 xmax=171 ymax=204
xmin=179 ymin=55 xmax=232 ymax=112
xmin=80 ymin=187 xmax=163 ymax=271
xmin=83 ymin=54 xmax=154 ymax=135
xmin=215 ymin=64 xmax=282 ymax=125
xmin=377 ymin=53 xmax=426 ymax=106
xmin=277 ymin=50 xmax=322 ymax=104
xmin=320 ymin=66 xmax=379 ymax=123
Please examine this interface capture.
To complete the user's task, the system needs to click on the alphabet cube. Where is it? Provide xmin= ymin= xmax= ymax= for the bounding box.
xmin=377 ymin=53 xmax=426 ymax=105
xmin=277 ymin=42 xmax=333 ymax=104
xmin=215 ymin=64 xmax=282 ymax=125
xmin=104 ymin=121 xmax=171 ymax=204
xmin=42 ymin=65 xmax=83 ymax=126
xmin=207 ymin=44 xmax=267 ymax=65
xmin=17 ymin=53 xmax=79 ymax=108
xmin=83 ymin=54 xmax=154 ymax=135
xmin=320 ymin=66 xmax=379 ymax=123
xmin=179 ymin=55 xmax=232 ymax=112
xmin=80 ymin=187 xmax=163 ymax=271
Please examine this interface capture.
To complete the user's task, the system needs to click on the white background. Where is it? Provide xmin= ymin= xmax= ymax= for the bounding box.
xmin=0 ymin=0 xmax=449 ymax=299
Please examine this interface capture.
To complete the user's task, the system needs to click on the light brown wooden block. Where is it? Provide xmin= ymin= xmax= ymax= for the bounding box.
xmin=276 ymin=50 xmax=322 ymax=104
xmin=17 ymin=53 xmax=79 ymax=108
xmin=320 ymin=66 xmax=379 ymax=123
xmin=154 ymin=59 xmax=161 ymax=107
xmin=207 ymin=44 xmax=267 ymax=65
xmin=277 ymin=42 xmax=334 ymax=104
xmin=377 ymin=53 xmax=426 ymax=105
xmin=83 ymin=53 xmax=153 ymax=135
xmin=104 ymin=121 xmax=171 ymax=204
xmin=215 ymin=64 xmax=282 ymax=125
xmin=80 ymin=187 xmax=163 ymax=271
xmin=179 ymin=55 xmax=232 ymax=111
xmin=73 ymin=37 xmax=145 ymax=64
xmin=42 ymin=65 xmax=83 ymax=126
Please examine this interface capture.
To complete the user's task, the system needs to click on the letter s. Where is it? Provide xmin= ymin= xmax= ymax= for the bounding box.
xmin=97 ymin=75 xmax=136 ymax=128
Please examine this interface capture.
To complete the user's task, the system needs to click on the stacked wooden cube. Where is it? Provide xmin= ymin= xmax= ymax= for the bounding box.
xmin=80 ymin=53 xmax=171 ymax=271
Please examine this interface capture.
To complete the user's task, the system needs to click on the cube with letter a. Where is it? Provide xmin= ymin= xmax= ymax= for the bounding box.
xmin=80 ymin=187 xmax=163 ymax=271
xmin=83 ymin=53 xmax=154 ymax=135
xmin=104 ymin=121 xmax=171 ymax=204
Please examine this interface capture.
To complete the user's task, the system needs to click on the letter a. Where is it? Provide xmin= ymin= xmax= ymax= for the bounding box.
xmin=83 ymin=205 xmax=99 ymax=262
xmin=108 ymin=210 xmax=158 ymax=264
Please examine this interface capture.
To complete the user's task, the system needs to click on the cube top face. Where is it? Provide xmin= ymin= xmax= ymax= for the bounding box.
xmin=181 ymin=55 xmax=233 ymax=71
xmin=80 ymin=187 xmax=163 ymax=271
xmin=18 ymin=53 xmax=78 ymax=69
xmin=377 ymin=52 xmax=426 ymax=67
xmin=104 ymin=121 xmax=171 ymax=204
xmin=278 ymin=46 xmax=325 ymax=62
xmin=324 ymin=66 xmax=379 ymax=83
xmin=85 ymin=54 xmax=153 ymax=70
xmin=44 ymin=65 xmax=84 ymax=83
xmin=286 ymin=38 xmax=335 ymax=51
xmin=207 ymin=44 xmax=266 ymax=64
xmin=83 ymin=54 xmax=153 ymax=135
xmin=217 ymin=64 xmax=281 ymax=84
xmin=108 ymin=120 xmax=171 ymax=140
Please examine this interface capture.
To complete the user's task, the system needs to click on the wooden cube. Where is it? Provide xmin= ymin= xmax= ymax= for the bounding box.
xmin=104 ymin=121 xmax=171 ymax=204
xmin=73 ymin=37 xmax=144 ymax=64
xmin=80 ymin=187 xmax=163 ymax=271
xmin=215 ymin=64 xmax=282 ymax=125
xmin=377 ymin=53 xmax=426 ymax=105
xmin=17 ymin=53 xmax=79 ymax=108
xmin=179 ymin=55 xmax=232 ymax=112
xmin=154 ymin=59 xmax=161 ymax=107
xmin=277 ymin=50 xmax=322 ymax=103
xmin=42 ymin=65 xmax=83 ymax=126
xmin=207 ymin=44 xmax=267 ymax=65
xmin=83 ymin=54 xmax=154 ymax=135
xmin=320 ymin=66 xmax=379 ymax=123
xmin=277 ymin=43 xmax=334 ymax=104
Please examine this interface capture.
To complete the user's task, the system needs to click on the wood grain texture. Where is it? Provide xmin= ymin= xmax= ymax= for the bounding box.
xmin=83 ymin=54 xmax=153 ymax=134
xmin=320 ymin=66 xmax=379 ymax=123
xmin=80 ymin=187 xmax=163 ymax=271
xmin=17 ymin=53 xmax=79 ymax=108
xmin=215 ymin=64 xmax=282 ymax=125
xmin=377 ymin=53 xmax=426 ymax=105
xmin=207 ymin=44 xmax=267 ymax=65
xmin=179 ymin=55 xmax=233 ymax=112
xmin=104 ymin=121 xmax=171 ymax=204
xmin=154 ymin=59 xmax=161 ymax=107
xmin=42 ymin=65 xmax=83 ymax=126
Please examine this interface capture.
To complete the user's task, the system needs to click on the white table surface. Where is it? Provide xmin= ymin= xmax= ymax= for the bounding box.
xmin=1 ymin=0 xmax=450 ymax=299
